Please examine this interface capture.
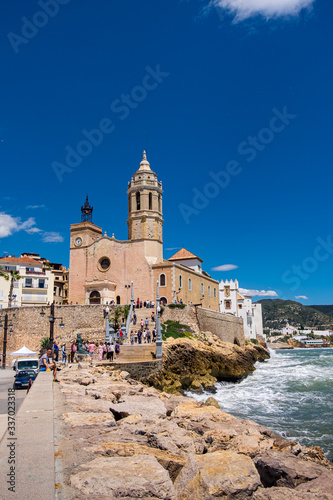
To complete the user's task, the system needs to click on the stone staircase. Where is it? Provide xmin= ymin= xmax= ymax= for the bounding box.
xmin=114 ymin=344 xmax=156 ymax=362
xmin=130 ymin=307 xmax=156 ymax=331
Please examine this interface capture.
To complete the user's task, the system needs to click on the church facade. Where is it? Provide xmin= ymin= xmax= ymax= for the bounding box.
xmin=68 ymin=152 xmax=219 ymax=310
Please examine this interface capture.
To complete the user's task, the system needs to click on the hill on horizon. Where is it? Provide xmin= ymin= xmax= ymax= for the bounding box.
xmin=255 ymin=299 xmax=333 ymax=329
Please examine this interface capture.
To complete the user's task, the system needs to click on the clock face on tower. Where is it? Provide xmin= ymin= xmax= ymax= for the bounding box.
xmin=75 ymin=237 xmax=82 ymax=246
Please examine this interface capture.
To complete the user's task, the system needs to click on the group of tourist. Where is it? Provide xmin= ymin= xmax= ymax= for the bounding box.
xmin=83 ymin=340 xmax=120 ymax=361
xmin=129 ymin=328 xmax=157 ymax=344
xmin=136 ymin=298 xmax=155 ymax=309
xmin=52 ymin=340 xmax=77 ymax=363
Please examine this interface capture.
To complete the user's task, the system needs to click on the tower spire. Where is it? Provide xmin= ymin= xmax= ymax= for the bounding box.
xmin=139 ymin=149 xmax=151 ymax=171
xmin=81 ymin=195 xmax=93 ymax=222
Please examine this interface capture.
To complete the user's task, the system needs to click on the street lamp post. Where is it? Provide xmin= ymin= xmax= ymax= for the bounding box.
xmin=156 ymin=281 xmax=163 ymax=358
xmin=40 ymin=302 xmax=64 ymax=349
xmin=104 ymin=304 xmax=110 ymax=343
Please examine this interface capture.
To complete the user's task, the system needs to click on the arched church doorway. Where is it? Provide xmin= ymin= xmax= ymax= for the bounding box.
xmin=116 ymin=295 xmax=121 ymax=305
xmin=89 ymin=291 xmax=101 ymax=304
xmin=160 ymin=296 xmax=168 ymax=305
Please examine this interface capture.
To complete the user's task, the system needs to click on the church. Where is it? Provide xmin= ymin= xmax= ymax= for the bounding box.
xmin=68 ymin=152 xmax=220 ymax=310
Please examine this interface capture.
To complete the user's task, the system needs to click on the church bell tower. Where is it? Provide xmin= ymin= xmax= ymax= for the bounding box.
xmin=127 ymin=151 xmax=163 ymax=244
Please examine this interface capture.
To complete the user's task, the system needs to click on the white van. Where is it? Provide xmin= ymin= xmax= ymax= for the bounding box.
xmin=13 ymin=357 xmax=39 ymax=374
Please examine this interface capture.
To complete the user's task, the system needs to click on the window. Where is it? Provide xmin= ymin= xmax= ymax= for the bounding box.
xmin=13 ymin=280 xmax=19 ymax=288
xmin=201 ymin=283 xmax=204 ymax=295
xmin=160 ymin=273 xmax=166 ymax=286
xmin=25 ymin=278 xmax=33 ymax=288
xmin=38 ymin=279 xmax=45 ymax=289
xmin=158 ymin=194 xmax=161 ymax=212
xmin=214 ymin=288 xmax=216 ymax=298
xmin=208 ymin=286 xmax=211 ymax=297
xmin=136 ymin=192 xmax=141 ymax=210
xmin=54 ymin=287 xmax=57 ymax=294
xmin=179 ymin=275 xmax=182 ymax=288
xmin=239 ymin=304 xmax=242 ymax=309
xmin=225 ymin=300 xmax=231 ymax=309
xmin=99 ymin=258 xmax=111 ymax=271
xmin=149 ymin=192 xmax=152 ymax=210
xmin=188 ymin=278 xmax=192 ymax=291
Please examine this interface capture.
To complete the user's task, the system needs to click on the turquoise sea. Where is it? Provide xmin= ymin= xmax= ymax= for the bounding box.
xmin=190 ymin=348 xmax=333 ymax=460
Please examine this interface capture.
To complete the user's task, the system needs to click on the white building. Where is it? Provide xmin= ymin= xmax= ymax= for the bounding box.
xmin=0 ymin=255 xmax=55 ymax=308
xmin=282 ymin=324 xmax=299 ymax=336
xmin=219 ymin=279 xmax=264 ymax=340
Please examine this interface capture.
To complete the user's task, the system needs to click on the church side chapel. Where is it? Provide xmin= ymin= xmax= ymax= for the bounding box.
xmin=68 ymin=152 xmax=219 ymax=310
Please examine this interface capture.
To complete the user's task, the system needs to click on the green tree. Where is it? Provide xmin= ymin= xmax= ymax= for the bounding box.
xmin=111 ymin=306 xmax=123 ymax=331
xmin=0 ymin=267 xmax=21 ymax=307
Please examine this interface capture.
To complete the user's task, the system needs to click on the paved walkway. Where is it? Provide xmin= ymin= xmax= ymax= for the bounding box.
xmin=0 ymin=371 xmax=55 ymax=499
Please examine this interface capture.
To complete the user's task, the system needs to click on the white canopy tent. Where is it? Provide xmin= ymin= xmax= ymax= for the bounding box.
xmin=10 ymin=346 xmax=38 ymax=357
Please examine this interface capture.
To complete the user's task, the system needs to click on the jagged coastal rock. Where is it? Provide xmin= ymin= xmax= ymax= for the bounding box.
xmin=54 ymin=364 xmax=333 ymax=499
xmin=143 ymin=332 xmax=270 ymax=393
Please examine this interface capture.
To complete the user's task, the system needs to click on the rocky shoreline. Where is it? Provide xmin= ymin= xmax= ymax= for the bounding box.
xmin=55 ymin=363 xmax=333 ymax=499
xmin=142 ymin=333 xmax=270 ymax=393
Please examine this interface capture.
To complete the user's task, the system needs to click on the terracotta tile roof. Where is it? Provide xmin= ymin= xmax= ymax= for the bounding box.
xmin=237 ymin=293 xmax=244 ymax=300
xmin=0 ymin=256 xmax=42 ymax=265
xmin=169 ymin=248 xmax=203 ymax=262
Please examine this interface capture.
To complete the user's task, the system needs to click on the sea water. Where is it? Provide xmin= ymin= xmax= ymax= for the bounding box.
xmin=189 ymin=348 xmax=333 ymax=460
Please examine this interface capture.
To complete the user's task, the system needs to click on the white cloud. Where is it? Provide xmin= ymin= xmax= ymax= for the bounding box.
xmin=239 ymin=288 xmax=278 ymax=297
xmin=42 ymin=232 xmax=64 ymax=243
xmin=212 ymin=264 xmax=239 ymax=271
xmin=0 ymin=212 xmax=41 ymax=238
xmin=165 ymin=247 xmax=181 ymax=251
xmin=295 ymin=295 xmax=309 ymax=300
xmin=211 ymin=0 xmax=315 ymax=21
xmin=26 ymin=204 xmax=46 ymax=210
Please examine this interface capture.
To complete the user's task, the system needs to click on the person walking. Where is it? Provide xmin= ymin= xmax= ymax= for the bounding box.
xmin=138 ymin=330 xmax=142 ymax=344
xmin=152 ymin=328 xmax=157 ymax=342
xmin=145 ymin=317 xmax=149 ymax=329
xmin=140 ymin=319 xmax=144 ymax=331
xmin=115 ymin=341 xmax=120 ymax=359
xmin=109 ymin=342 xmax=115 ymax=361
xmin=147 ymin=329 xmax=151 ymax=343
xmin=88 ymin=341 xmax=96 ymax=360
xmin=143 ymin=330 xmax=147 ymax=343
xmin=151 ymin=311 xmax=155 ymax=322
xmin=133 ymin=312 xmax=137 ymax=325
xmin=53 ymin=341 xmax=59 ymax=362
xmin=98 ymin=342 xmax=104 ymax=361
xmin=70 ymin=341 xmax=77 ymax=363
xmin=61 ymin=343 xmax=67 ymax=363
xmin=130 ymin=331 xmax=134 ymax=344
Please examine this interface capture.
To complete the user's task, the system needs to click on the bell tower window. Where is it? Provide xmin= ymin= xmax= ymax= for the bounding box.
xmin=158 ymin=194 xmax=161 ymax=213
xmin=149 ymin=192 xmax=152 ymax=210
xmin=136 ymin=192 xmax=141 ymax=210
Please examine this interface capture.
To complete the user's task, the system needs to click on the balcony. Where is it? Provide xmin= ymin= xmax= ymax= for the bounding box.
xmin=25 ymin=270 xmax=46 ymax=275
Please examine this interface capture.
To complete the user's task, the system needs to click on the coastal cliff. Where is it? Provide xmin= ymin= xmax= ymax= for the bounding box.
xmin=143 ymin=332 xmax=270 ymax=393
xmin=55 ymin=364 xmax=333 ymax=499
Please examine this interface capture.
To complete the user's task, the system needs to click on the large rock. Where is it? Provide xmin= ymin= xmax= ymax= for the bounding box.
xmin=175 ymin=450 xmax=261 ymax=499
xmin=253 ymin=449 xmax=328 ymax=488
xmin=87 ymin=441 xmax=186 ymax=482
xmin=147 ymin=419 xmax=206 ymax=456
xmin=296 ymin=470 xmax=333 ymax=498
xmin=63 ymin=412 xmax=116 ymax=427
xmin=70 ymin=455 xmax=175 ymax=498
xmin=109 ymin=394 xmax=167 ymax=420
xmin=253 ymin=486 xmax=330 ymax=499
xmin=142 ymin=333 xmax=270 ymax=392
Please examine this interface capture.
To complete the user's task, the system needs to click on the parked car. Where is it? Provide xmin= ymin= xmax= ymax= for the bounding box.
xmin=13 ymin=370 xmax=37 ymax=389
xmin=13 ymin=357 xmax=39 ymax=375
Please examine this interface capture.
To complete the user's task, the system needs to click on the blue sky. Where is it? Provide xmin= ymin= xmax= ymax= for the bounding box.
xmin=0 ymin=0 xmax=332 ymax=305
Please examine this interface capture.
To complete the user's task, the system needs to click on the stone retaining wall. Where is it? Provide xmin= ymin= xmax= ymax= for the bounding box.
xmin=0 ymin=304 xmax=116 ymax=359
xmin=161 ymin=305 xmax=245 ymax=346
xmin=197 ymin=308 xmax=245 ymax=346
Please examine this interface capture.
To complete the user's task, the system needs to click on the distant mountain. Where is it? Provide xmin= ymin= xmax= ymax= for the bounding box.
xmin=255 ymin=299 xmax=333 ymax=329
